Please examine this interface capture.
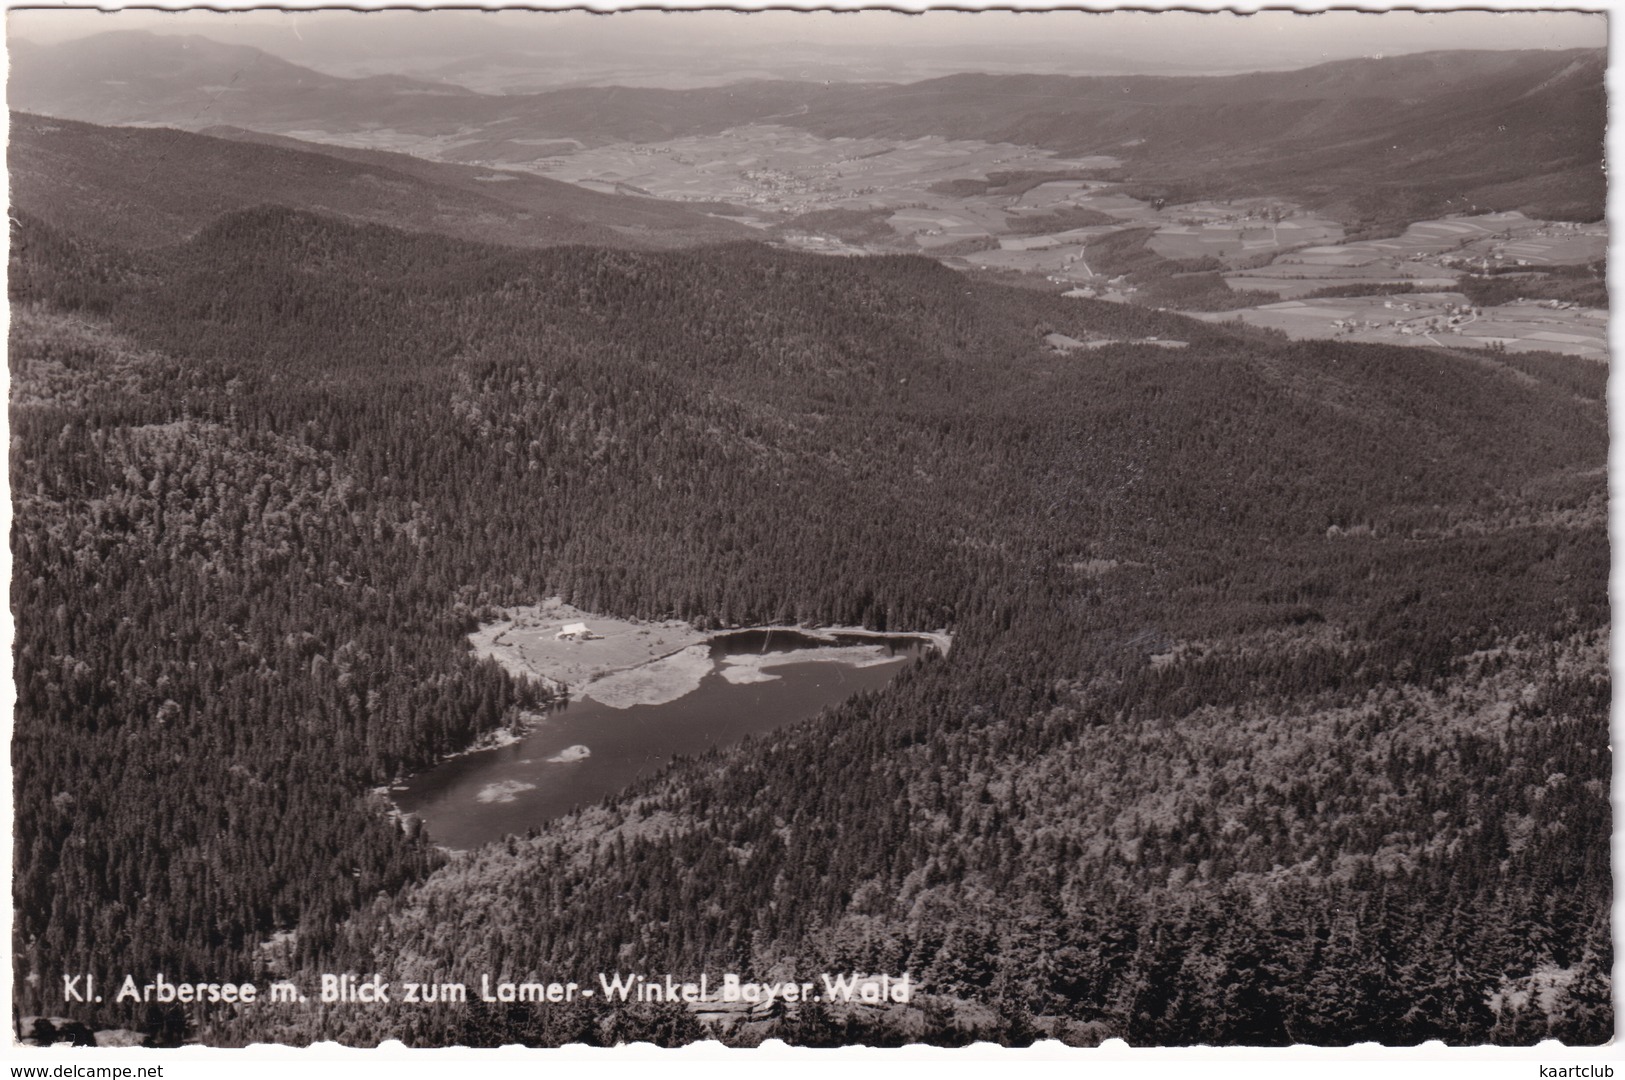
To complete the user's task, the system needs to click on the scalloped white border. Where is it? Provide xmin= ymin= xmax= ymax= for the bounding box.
xmin=1 ymin=0 xmax=1616 ymax=1071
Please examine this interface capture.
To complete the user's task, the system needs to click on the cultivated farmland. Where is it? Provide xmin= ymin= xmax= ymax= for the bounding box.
xmin=1193 ymin=292 xmax=1606 ymax=360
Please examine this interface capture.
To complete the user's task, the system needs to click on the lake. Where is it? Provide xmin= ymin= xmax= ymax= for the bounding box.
xmin=393 ymin=629 xmax=932 ymax=849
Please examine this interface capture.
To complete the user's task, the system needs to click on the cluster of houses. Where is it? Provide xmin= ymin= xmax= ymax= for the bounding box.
xmin=1438 ymin=252 xmax=1533 ymax=270
xmin=1326 ymin=300 xmax=1483 ymax=338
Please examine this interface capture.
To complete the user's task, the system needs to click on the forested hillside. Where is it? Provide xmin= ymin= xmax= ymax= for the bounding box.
xmin=789 ymin=50 xmax=1607 ymax=226
xmin=11 ymin=206 xmax=1609 ymax=1046
xmin=10 ymin=113 xmax=750 ymax=251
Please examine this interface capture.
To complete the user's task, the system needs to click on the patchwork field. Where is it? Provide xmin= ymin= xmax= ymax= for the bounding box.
xmin=265 ymin=121 xmax=1605 ymax=358
xmin=1225 ymin=212 xmax=1605 ymax=297
xmin=1463 ymin=230 xmax=1607 ymax=267
xmin=1148 ymin=216 xmax=1343 ymax=260
xmin=1193 ymin=292 xmax=1606 ymax=360
xmin=525 ymin=125 xmax=1118 ymax=213
xmin=960 ymin=241 xmax=1095 ymax=276
xmin=1012 ymin=179 xmax=1110 ymax=207
xmin=890 ymin=203 xmax=1013 ymax=248
xmin=1221 ymin=271 xmax=1461 ymax=300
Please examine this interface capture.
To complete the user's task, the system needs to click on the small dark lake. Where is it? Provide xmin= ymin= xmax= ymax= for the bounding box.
xmin=393 ymin=630 xmax=931 ymax=849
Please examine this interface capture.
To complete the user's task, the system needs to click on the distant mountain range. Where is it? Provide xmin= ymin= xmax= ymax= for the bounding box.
xmin=8 ymin=31 xmax=481 ymax=127
xmin=9 ymin=31 xmax=1605 ymax=228
xmin=9 ymin=113 xmax=752 ymax=250
xmin=795 ymin=50 xmax=1605 ymax=222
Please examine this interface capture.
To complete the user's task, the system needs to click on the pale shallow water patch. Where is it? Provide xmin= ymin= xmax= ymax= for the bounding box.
xmin=578 ymin=644 xmax=714 ymax=709
xmin=546 ymin=744 xmax=592 ymax=763
xmin=476 ymin=780 xmax=537 ymax=804
xmin=720 ymin=644 xmax=897 ymax=685
xmin=718 ymin=665 xmax=781 ymax=685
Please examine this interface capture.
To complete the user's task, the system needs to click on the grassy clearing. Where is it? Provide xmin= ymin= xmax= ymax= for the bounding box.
xmin=471 ymin=599 xmax=709 ymax=693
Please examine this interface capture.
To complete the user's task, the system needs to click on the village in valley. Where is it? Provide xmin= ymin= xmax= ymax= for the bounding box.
xmin=189 ymin=78 xmax=1608 ymax=363
xmin=1191 ymin=293 xmax=1606 ymax=359
xmin=373 ymin=121 xmax=1606 ymax=359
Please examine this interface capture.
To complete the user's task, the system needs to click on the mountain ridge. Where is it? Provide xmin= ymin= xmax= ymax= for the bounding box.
xmin=10 ymin=34 xmax=1603 ymax=224
xmin=9 ymin=111 xmax=753 ymax=251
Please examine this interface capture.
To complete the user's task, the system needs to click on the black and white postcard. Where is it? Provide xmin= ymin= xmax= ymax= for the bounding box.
xmin=6 ymin=2 xmax=1613 ymax=1065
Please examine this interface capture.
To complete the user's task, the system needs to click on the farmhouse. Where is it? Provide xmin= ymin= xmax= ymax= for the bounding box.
xmin=555 ymin=622 xmax=597 ymax=642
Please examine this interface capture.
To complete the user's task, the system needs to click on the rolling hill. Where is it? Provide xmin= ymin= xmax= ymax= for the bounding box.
xmin=7 ymin=31 xmax=480 ymax=130
xmin=780 ymin=49 xmax=1606 ymax=223
xmin=7 ymin=30 xmax=863 ymax=140
xmin=11 ymin=34 xmax=1603 ymax=228
xmin=9 ymin=112 xmax=751 ymax=250
xmin=11 ymin=34 xmax=1604 ymax=229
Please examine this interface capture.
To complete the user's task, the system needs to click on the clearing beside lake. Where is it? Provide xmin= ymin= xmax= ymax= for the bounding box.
xmin=471 ymin=599 xmax=954 ymax=706
xmin=469 ymin=599 xmax=709 ymax=693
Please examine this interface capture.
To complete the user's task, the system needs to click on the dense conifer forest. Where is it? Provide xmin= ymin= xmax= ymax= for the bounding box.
xmin=10 ymin=202 xmax=1610 ymax=1046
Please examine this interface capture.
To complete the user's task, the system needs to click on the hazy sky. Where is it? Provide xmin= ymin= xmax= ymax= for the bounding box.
xmin=9 ymin=5 xmax=1608 ymax=81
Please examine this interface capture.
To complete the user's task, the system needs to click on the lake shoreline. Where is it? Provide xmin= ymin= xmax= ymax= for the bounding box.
xmin=394 ymin=616 xmax=947 ymax=848
xmin=470 ymin=597 xmax=951 ymax=701
xmin=378 ymin=604 xmax=949 ymax=798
